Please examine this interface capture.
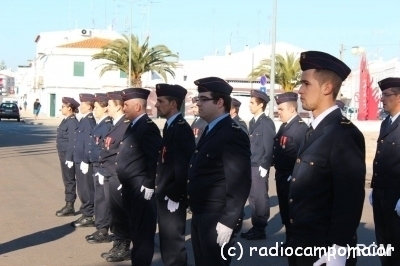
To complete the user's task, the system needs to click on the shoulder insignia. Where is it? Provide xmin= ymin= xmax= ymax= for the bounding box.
xmin=88 ymin=115 xmax=93 ymax=118
xmin=147 ymin=119 xmax=153 ymax=124
xmin=124 ymin=119 xmax=130 ymax=123
xmin=105 ymin=119 xmax=111 ymax=122
xmin=340 ymin=116 xmax=352 ymax=125
xmin=232 ymin=123 xmax=240 ymax=129
xmin=69 ymin=115 xmax=75 ymax=119
xmin=239 ymin=119 xmax=244 ymax=122
xmin=298 ymin=120 xmax=304 ymax=123
xmin=178 ymin=120 xmax=185 ymax=125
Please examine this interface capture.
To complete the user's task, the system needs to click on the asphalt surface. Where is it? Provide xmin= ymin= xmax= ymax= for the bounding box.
xmin=0 ymin=118 xmax=380 ymax=266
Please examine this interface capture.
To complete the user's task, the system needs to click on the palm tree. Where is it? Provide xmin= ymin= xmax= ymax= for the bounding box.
xmin=92 ymin=34 xmax=178 ymax=87
xmin=248 ymin=52 xmax=301 ymax=92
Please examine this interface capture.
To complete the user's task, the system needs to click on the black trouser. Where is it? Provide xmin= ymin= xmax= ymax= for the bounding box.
xmin=275 ymin=169 xmax=291 ymax=239
xmin=58 ymin=151 xmax=76 ymax=203
xmin=75 ymin=162 xmax=94 ymax=217
xmin=157 ymin=199 xmax=187 ymax=266
xmin=373 ymin=187 xmax=400 ymax=266
xmin=191 ymin=212 xmax=237 ymax=266
xmin=104 ymin=175 xmax=130 ymax=241
xmin=93 ymin=164 xmax=109 ymax=230
xmin=248 ymin=166 xmax=270 ymax=229
xmin=121 ymin=178 xmax=157 ymax=266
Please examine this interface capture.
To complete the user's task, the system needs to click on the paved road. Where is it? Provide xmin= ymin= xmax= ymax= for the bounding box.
xmin=0 ymin=120 xmax=380 ymax=265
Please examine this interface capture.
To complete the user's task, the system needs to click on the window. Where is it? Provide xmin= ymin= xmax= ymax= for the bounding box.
xmin=120 ymin=70 xmax=127 ymax=78
xmin=73 ymin=62 xmax=85 ymax=77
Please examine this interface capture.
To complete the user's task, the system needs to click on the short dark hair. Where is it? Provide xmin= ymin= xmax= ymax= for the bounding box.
xmin=287 ymin=101 xmax=298 ymax=111
xmin=165 ymin=96 xmax=183 ymax=111
xmin=254 ymin=97 xmax=267 ymax=111
xmin=96 ymin=101 xmax=108 ymax=108
xmin=313 ymin=69 xmax=343 ymax=99
xmin=231 ymin=106 xmax=239 ymax=114
xmin=391 ymin=87 xmax=400 ymax=94
xmin=211 ymin=92 xmax=231 ymax=113
xmin=83 ymin=101 xmax=95 ymax=110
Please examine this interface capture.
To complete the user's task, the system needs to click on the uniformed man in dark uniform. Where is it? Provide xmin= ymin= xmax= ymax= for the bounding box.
xmin=272 ymin=92 xmax=307 ymax=249
xmin=230 ymin=98 xmax=248 ymax=134
xmin=71 ymin=93 xmax=97 ymax=227
xmin=85 ymin=93 xmax=113 ymax=243
xmin=154 ymin=83 xmax=195 ymax=266
xmin=241 ymin=90 xmax=275 ymax=240
xmin=116 ymin=88 xmax=162 ymax=266
xmin=191 ymin=96 xmax=208 ymax=144
xmin=288 ymin=51 xmax=365 ymax=266
xmin=55 ymin=97 xmax=79 ymax=217
xmin=97 ymin=91 xmax=131 ymax=262
xmin=371 ymin=77 xmax=400 ymax=266
xmin=187 ymin=77 xmax=251 ymax=266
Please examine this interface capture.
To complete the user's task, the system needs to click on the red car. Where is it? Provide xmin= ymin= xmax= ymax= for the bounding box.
xmin=0 ymin=102 xmax=21 ymax=122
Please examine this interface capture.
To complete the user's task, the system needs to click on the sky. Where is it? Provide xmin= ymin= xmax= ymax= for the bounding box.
xmin=1 ymin=0 xmax=400 ymax=71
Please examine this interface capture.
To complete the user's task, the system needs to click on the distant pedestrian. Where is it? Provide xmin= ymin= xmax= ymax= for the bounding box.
xmin=33 ymin=99 xmax=41 ymax=119
xmin=23 ymin=100 xmax=27 ymax=111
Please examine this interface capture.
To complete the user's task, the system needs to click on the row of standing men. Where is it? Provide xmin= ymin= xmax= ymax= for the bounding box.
xmin=54 ymin=50 xmax=400 ymax=266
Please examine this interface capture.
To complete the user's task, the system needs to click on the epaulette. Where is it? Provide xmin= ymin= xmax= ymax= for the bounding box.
xmin=239 ymin=118 xmax=244 ymax=122
xmin=147 ymin=119 xmax=153 ymax=124
xmin=88 ymin=115 xmax=93 ymax=119
xmin=178 ymin=119 xmax=186 ymax=125
xmin=68 ymin=115 xmax=75 ymax=119
xmin=105 ymin=119 xmax=111 ymax=122
xmin=298 ymin=120 xmax=304 ymax=123
xmin=124 ymin=119 xmax=130 ymax=123
xmin=340 ymin=116 xmax=352 ymax=125
xmin=232 ymin=123 xmax=240 ymax=129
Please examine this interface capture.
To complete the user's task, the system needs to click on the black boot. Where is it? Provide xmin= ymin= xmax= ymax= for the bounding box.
xmin=106 ymin=240 xmax=130 ymax=262
xmin=245 ymin=227 xmax=266 ymax=240
xmin=56 ymin=202 xmax=75 ymax=217
xmin=86 ymin=229 xmax=111 ymax=244
xmin=71 ymin=215 xmax=95 ymax=227
xmin=101 ymin=241 xmax=121 ymax=259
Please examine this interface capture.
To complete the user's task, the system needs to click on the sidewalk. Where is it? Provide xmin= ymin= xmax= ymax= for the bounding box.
xmin=20 ymin=110 xmax=63 ymax=127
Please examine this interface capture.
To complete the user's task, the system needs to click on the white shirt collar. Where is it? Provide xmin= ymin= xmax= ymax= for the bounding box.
xmin=390 ymin=112 xmax=400 ymax=123
xmin=131 ymin=113 xmax=146 ymax=127
xmin=254 ymin=112 xmax=264 ymax=122
xmin=113 ymin=114 xmax=125 ymax=125
xmin=310 ymin=105 xmax=338 ymax=129
xmin=97 ymin=115 xmax=108 ymax=124
xmin=285 ymin=114 xmax=297 ymax=124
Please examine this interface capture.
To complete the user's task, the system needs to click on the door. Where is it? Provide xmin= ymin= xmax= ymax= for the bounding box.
xmin=50 ymin=94 xmax=56 ymax=117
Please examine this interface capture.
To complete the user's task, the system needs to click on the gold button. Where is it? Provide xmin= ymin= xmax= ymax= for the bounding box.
xmin=292 ymin=178 xmax=296 ymax=182
xmin=289 ymin=199 xmax=293 ymax=203
xmin=310 ymin=162 xmax=314 ymax=165
xmin=296 ymin=158 xmax=300 ymax=163
xmin=290 ymin=219 xmax=293 ymax=223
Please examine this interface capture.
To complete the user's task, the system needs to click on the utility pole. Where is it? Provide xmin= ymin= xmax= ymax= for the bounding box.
xmin=339 ymin=44 xmax=346 ymax=61
xmin=269 ymin=0 xmax=277 ymax=119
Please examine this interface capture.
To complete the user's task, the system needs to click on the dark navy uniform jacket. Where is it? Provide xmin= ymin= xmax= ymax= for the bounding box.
xmin=116 ymin=114 xmax=162 ymax=187
xmin=86 ymin=116 xmax=113 ymax=164
xmin=371 ymin=115 xmax=400 ymax=189
xmin=249 ymin=113 xmax=276 ymax=169
xmin=98 ymin=117 xmax=130 ymax=177
xmin=232 ymin=115 xmax=248 ymax=135
xmin=191 ymin=116 xmax=207 ymax=144
xmin=187 ymin=116 xmax=251 ymax=230
xmin=288 ymin=109 xmax=365 ymax=247
xmin=272 ymin=115 xmax=307 ymax=172
xmin=73 ymin=113 xmax=96 ymax=163
xmin=56 ymin=114 xmax=79 ymax=161
xmin=155 ymin=114 xmax=195 ymax=202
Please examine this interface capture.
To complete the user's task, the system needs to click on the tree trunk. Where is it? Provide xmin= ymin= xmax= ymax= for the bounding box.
xmin=131 ymin=78 xmax=142 ymax=88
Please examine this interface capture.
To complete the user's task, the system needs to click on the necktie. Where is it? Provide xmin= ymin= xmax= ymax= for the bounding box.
xmin=386 ymin=118 xmax=393 ymax=131
xmin=203 ymin=125 xmax=209 ymax=136
xmin=163 ymin=122 xmax=168 ymax=137
xmin=305 ymin=125 xmax=314 ymax=142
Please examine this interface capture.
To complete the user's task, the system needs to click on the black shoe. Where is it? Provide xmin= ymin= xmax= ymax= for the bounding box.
xmin=101 ymin=241 xmax=121 ymax=259
xmin=240 ymin=227 xmax=256 ymax=238
xmin=245 ymin=229 xmax=266 ymax=240
xmin=106 ymin=250 xmax=130 ymax=262
xmin=102 ymin=240 xmax=130 ymax=261
xmin=56 ymin=202 xmax=75 ymax=217
xmin=86 ymin=230 xmax=111 ymax=244
xmin=71 ymin=215 xmax=95 ymax=227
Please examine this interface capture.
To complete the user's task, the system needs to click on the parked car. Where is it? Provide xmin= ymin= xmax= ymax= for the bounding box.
xmin=0 ymin=102 xmax=21 ymax=122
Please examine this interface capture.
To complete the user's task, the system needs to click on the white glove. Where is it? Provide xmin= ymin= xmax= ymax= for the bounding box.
xmin=95 ymin=172 xmax=104 ymax=185
xmin=65 ymin=161 xmax=73 ymax=169
xmin=259 ymin=166 xmax=268 ymax=178
xmin=140 ymin=185 xmax=154 ymax=200
xmin=369 ymin=190 xmax=373 ymax=206
xmin=394 ymin=199 xmax=400 ymax=217
xmin=165 ymin=196 xmax=179 ymax=212
xmin=80 ymin=162 xmax=89 ymax=174
xmin=313 ymin=244 xmax=347 ymax=266
xmin=216 ymin=222 xmax=233 ymax=247
xmin=117 ymin=184 xmax=122 ymax=190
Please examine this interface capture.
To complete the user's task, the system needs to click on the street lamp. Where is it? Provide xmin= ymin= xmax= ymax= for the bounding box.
xmin=351 ymin=46 xmax=365 ymax=56
xmin=114 ymin=0 xmax=141 ymax=87
xmin=269 ymin=0 xmax=277 ymax=119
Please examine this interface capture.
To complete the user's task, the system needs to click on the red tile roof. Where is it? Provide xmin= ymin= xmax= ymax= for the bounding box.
xmin=58 ymin=37 xmax=112 ymax=49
